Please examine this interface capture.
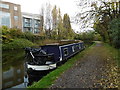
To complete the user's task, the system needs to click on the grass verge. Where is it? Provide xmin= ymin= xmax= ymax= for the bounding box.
xmin=28 ymin=43 xmax=96 ymax=88
xmin=104 ymin=43 xmax=120 ymax=67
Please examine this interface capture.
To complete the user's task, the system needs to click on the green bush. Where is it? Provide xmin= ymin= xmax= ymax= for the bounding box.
xmin=23 ymin=31 xmax=34 ymax=41
xmin=9 ymin=28 xmax=23 ymax=38
xmin=74 ymin=31 xmax=101 ymax=43
xmin=109 ymin=18 xmax=120 ymax=48
xmin=1 ymin=26 xmax=9 ymax=35
xmin=1 ymin=26 xmax=47 ymax=50
xmin=1 ymin=26 xmax=12 ymax=43
xmin=2 ymin=39 xmax=34 ymax=50
xmin=1 ymin=26 xmax=24 ymax=43
xmin=1 ymin=26 xmax=44 ymax=44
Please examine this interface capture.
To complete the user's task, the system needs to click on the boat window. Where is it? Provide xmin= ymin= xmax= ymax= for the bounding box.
xmin=81 ymin=44 xmax=83 ymax=48
xmin=72 ymin=46 xmax=75 ymax=52
xmin=64 ymin=48 xmax=68 ymax=56
xmin=76 ymin=45 xmax=79 ymax=49
xmin=79 ymin=44 xmax=81 ymax=49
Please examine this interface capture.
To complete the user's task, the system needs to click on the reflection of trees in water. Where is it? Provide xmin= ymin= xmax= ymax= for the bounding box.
xmin=2 ymin=49 xmax=25 ymax=63
xmin=3 ymin=60 xmax=24 ymax=72
xmin=2 ymin=49 xmax=25 ymax=89
xmin=2 ymin=62 xmax=24 ymax=89
xmin=2 ymin=49 xmax=25 ymax=71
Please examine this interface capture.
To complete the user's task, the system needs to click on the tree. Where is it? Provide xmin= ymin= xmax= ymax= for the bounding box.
xmin=63 ymin=14 xmax=74 ymax=39
xmin=57 ymin=8 xmax=64 ymax=40
xmin=39 ymin=6 xmax=45 ymax=36
xmin=52 ymin=5 xmax=58 ymax=30
xmin=92 ymin=1 xmax=120 ymax=45
xmin=109 ymin=18 xmax=120 ymax=48
xmin=51 ymin=5 xmax=58 ymax=39
xmin=45 ymin=2 xmax=52 ymax=38
xmin=76 ymin=0 xmax=120 ymax=46
xmin=74 ymin=30 xmax=100 ymax=44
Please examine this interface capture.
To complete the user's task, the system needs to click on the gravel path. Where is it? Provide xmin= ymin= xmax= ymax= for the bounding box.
xmin=50 ymin=42 xmax=119 ymax=88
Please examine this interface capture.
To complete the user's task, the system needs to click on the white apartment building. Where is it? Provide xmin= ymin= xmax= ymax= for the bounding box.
xmin=22 ymin=12 xmax=41 ymax=34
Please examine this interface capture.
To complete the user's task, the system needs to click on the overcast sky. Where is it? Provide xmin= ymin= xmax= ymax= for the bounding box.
xmin=3 ymin=0 xmax=79 ymax=17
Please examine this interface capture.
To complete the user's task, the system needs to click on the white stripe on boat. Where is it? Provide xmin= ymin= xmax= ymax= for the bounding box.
xmin=27 ymin=63 xmax=56 ymax=71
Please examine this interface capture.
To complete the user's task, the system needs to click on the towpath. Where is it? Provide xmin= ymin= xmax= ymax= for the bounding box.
xmin=50 ymin=42 xmax=119 ymax=88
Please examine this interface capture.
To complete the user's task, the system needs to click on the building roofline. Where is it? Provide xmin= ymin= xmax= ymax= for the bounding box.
xmin=22 ymin=12 xmax=41 ymax=19
xmin=22 ymin=12 xmax=41 ymax=16
xmin=1 ymin=0 xmax=21 ymax=6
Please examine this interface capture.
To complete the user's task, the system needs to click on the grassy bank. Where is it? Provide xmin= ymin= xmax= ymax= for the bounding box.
xmin=104 ymin=43 xmax=120 ymax=67
xmin=28 ymin=43 xmax=95 ymax=88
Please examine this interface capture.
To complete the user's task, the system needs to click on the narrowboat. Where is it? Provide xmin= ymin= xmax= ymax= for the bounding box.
xmin=25 ymin=40 xmax=85 ymax=71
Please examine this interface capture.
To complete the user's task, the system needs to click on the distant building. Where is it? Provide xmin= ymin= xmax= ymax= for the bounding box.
xmin=0 ymin=1 xmax=41 ymax=34
xmin=0 ymin=1 xmax=22 ymax=29
xmin=22 ymin=12 xmax=41 ymax=34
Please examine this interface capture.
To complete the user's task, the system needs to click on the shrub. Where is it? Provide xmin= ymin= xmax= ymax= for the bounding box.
xmin=2 ymin=39 xmax=34 ymax=50
xmin=1 ymin=26 xmax=9 ymax=35
xmin=109 ymin=18 xmax=120 ymax=48
xmin=1 ymin=26 xmax=13 ymax=43
xmin=9 ymin=28 xmax=23 ymax=38
xmin=74 ymin=31 xmax=99 ymax=43
xmin=23 ymin=31 xmax=34 ymax=41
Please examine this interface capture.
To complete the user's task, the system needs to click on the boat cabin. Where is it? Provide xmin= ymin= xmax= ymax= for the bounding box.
xmin=41 ymin=40 xmax=84 ymax=63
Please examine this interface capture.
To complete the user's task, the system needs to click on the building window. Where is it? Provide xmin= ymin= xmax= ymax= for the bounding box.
xmin=34 ymin=29 xmax=40 ymax=34
xmin=0 ymin=3 xmax=9 ymax=9
xmin=14 ymin=16 xmax=18 ymax=21
xmin=63 ymin=48 xmax=68 ymax=56
xmin=23 ymin=18 xmax=32 ymax=27
xmin=24 ymin=18 xmax=28 ymax=22
xmin=72 ymin=46 xmax=75 ymax=52
xmin=24 ymin=27 xmax=32 ymax=32
xmin=14 ymin=6 xmax=18 ymax=11
xmin=0 ymin=11 xmax=11 ymax=28
xmin=38 ymin=21 xmax=40 ymax=24
xmin=34 ymin=19 xmax=40 ymax=28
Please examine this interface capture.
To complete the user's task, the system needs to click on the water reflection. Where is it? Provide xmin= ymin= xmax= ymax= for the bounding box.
xmin=2 ymin=63 xmax=24 ymax=88
xmin=2 ymin=49 xmax=51 ymax=89
xmin=2 ymin=49 xmax=25 ymax=89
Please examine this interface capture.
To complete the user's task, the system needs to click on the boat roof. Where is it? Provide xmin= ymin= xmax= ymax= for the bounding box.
xmin=45 ymin=40 xmax=83 ymax=46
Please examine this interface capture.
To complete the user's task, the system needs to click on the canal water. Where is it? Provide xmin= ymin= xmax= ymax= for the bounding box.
xmin=2 ymin=49 xmax=49 ymax=89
